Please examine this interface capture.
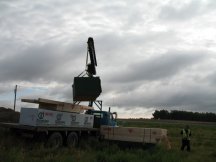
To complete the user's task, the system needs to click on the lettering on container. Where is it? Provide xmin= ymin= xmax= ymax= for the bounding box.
xmin=36 ymin=119 xmax=49 ymax=124
xmin=38 ymin=112 xmax=44 ymax=119
xmin=70 ymin=114 xmax=79 ymax=126
xmin=55 ymin=113 xmax=65 ymax=125
xmin=83 ymin=116 xmax=93 ymax=127
xmin=45 ymin=112 xmax=53 ymax=117
xmin=37 ymin=112 xmax=49 ymax=125
xmin=31 ymin=114 xmax=35 ymax=121
xmin=84 ymin=117 xmax=88 ymax=124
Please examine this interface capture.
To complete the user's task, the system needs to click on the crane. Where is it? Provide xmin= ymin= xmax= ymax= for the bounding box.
xmin=72 ymin=37 xmax=102 ymax=109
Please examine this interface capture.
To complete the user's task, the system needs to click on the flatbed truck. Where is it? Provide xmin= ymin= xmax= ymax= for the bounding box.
xmin=0 ymin=102 xmax=119 ymax=148
xmin=0 ymin=107 xmax=168 ymax=149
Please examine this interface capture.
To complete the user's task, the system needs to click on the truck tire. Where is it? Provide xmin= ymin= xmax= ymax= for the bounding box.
xmin=46 ymin=132 xmax=63 ymax=148
xmin=67 ymin=132 xmax=78 ymax=148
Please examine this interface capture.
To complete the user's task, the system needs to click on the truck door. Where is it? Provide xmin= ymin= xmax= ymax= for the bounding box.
xmin=108 ymin=112 xmax=117 ymax=126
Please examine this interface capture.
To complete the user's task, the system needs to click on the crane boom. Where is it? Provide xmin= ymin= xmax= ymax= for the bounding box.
xmin=86 ymin=37 xmax=97 ymax=76
xmin=88 ymin=37 xmax=97 ymax=66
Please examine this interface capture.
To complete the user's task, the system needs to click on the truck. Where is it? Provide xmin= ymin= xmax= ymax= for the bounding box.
xmin=0 ymin=98 xmax=119 ymax=148
xmin=0 ymin=37 xmax=169 ymax=149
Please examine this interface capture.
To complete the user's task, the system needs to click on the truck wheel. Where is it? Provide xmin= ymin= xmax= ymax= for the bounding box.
xmin=67 ymin=132 xmax=78 ymax=148
xmin=46 ymin=132 xmax=63 ymax=149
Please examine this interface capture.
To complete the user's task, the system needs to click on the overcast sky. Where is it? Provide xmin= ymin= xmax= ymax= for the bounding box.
xmin=0 ymin=0 xmax=216 ymax=118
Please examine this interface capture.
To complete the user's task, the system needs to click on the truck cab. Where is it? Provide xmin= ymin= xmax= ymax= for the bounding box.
xmin=86 ymin=110 xmax=117 ymax=128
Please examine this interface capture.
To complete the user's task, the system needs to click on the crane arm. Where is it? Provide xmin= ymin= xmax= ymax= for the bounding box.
xmin=86 ymin=37 xmax=97 ymax=76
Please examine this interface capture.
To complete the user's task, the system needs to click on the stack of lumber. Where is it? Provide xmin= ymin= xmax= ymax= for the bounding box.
xmin=21 ymin=98 xmax=93 ymax=113
xmin=100 ymin=125 xmax=167 ymax=144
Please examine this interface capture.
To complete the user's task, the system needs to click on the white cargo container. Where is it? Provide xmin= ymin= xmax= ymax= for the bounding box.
xmin=67 ymin=113 xmax=85 ymax=127
xmin=19 ymin=108 xmax=94 ymax=128
xmin=83 ymin=114 xmax=94 ymax=128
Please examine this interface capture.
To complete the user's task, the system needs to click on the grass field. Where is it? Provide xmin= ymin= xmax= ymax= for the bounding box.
xmin=0 ymin=119 xmax=216 ymax=162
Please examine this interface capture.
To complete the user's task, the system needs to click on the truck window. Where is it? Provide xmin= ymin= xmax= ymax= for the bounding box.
xmin=93 ymin=112 xmax=103 ymax=118
xmin=110 ymin=114 xmax=113 ymax=120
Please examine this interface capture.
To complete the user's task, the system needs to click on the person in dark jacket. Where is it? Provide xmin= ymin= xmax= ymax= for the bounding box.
xmin=181 ymin=125 xmax=192 ymax=151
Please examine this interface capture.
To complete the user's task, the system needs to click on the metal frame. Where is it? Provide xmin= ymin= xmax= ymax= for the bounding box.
xmin=93 ymin=100 xmax=102 ymax=111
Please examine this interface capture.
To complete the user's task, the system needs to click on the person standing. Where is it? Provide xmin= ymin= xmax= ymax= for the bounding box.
xmin=181 ymin=125 xmax=192 ymax=151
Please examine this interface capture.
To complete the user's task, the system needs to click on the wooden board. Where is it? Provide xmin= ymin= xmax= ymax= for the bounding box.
xmin=21 ymin=98 xmax=93 ymax=113
xmin=100 ymin=126 xmax=167 ymax=144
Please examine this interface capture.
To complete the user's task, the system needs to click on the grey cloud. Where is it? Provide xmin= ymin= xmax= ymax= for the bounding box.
xmin=95 ymin=30 xmax=179 ymax=64
xmin=0 ymin=1 xmax=91 ymax=45
xmin=205 ymin=71 xmax=216 ymax=85
xmin=96 ymin=0 xmax=159 ymax=31
xmin=47 ymin=85 xmax=73 ymax=102
xmin=111 ymin=51 xmax=206 ymax=83
xmin=207 ymin=0 xmax=216 ymax=9
xmin=106 ymin=83 xmax=216 ymax=113
xmin=0 ymin=46 xmax=57 ymax=82
xmin=165 ymin=89 xmax=216 ymax=111
xmin=0 ymin=42 xmax=84 ymax=83
xmin=0 ymin=84 xmax=15 ymax=95
xmin=159 ymin=0 xmax=204 ymax=21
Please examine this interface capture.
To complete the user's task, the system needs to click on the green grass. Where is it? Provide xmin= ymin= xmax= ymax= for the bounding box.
xmin=0 ymin=119 xmax=216 ymax=162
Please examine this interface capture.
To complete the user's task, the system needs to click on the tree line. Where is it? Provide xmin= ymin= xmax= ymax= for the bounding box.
xmin=152 ymin=110 xmax=216 ymax=122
